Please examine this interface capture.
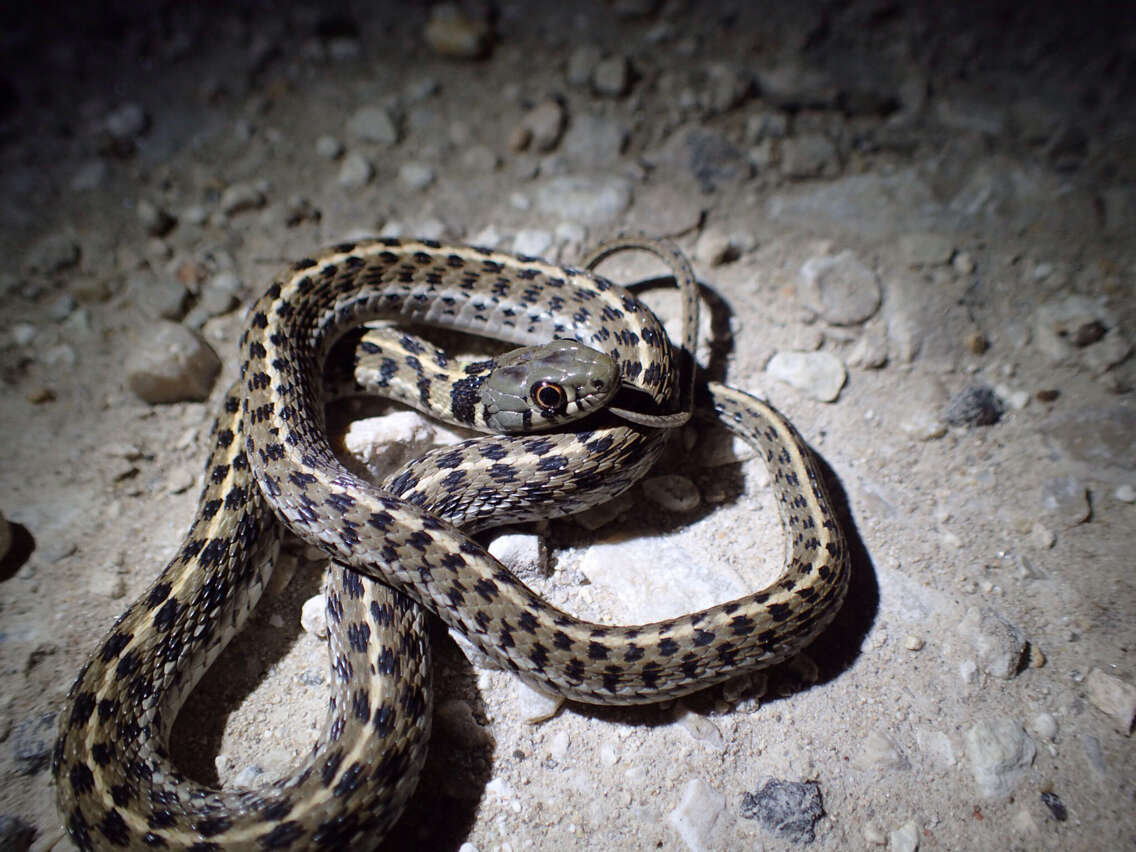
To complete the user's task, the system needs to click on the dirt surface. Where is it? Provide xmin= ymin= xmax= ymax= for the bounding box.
xmin=1 ymin=2 xmax=1134 ymax=850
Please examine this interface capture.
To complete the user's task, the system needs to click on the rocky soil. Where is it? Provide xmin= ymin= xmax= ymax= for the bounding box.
xmin=0 ymin=1 xmax=1133 ymax=850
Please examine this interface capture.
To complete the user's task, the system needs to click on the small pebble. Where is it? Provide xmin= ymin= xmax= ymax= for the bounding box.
xmin=487 ymin=532 xmax=543 ymax=580
xmin=903 ymin=635 xmax=925 ymax=651
xmin=889 ymin=820 xmax=919 ymax=852
xmin=1030 ymin=712 xmax=1058 ymax=742
xmin=965 ymin=719 xmax=1036 ymax=798
xmin=956 ymin=607 xmax=1027 ymax=680
xmin=512 ymin=229 xmax=552 ymax=258
xmin=965 ymin=331 xmax=989 ymax=354
xmin=641 ymin=474 xmax=701 ymax=512
xmin=300 ymin=594 xmax=328 ymax=639
xmin=512 ymin=99 xmax=566 ymax=152
xmin=338 ymin=152 xmax=375 ymax=188
xmin=797 ymin=250 xmax=881 ymax=325
xmin=423 ymin=3 xmax=491 ymax=58
xmin=315 ymin=135 xmax=344 ymax=159
xmin=592 ymin=55 xmax=632 ymax=96
xmin=104 ymin=102 xmax=148 ymax=140
xmin=137 ymin=199 xmax=177 ymax=236
xmin=125 ymin=321 xmax=222 ymax=404
xmin=399 ymin=162 xmax=435 ymax=190
xmin=669 ymin=779 xmax=727 ymax=850
xmin=766 ymin=350 xmax=847 ymax=402
xmin=694 ymin=228 xmax=737 ymax=266
xmin=1039 ymin=475 xmax=1090 ymax=527
xmin=1085 ymin=668 xmax=1136 ymax=735
xmin=1114 ymin=484 xmax=1136 ymax=503
xmin=346 ymin=106 xmax=399 ymax=144
xmin=219 ymin=183 xmax=265 ymax=216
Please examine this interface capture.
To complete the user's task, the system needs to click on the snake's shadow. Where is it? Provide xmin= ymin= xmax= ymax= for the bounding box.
xmin=559 ymin=274 xmax=878 ymax=724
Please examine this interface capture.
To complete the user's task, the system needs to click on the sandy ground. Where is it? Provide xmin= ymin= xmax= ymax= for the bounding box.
xmin=0 ymin=2 xmax=1133 ymax=850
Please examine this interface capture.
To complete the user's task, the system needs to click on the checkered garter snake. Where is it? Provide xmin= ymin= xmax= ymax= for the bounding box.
xmin=53 ymin=237 xmax=849 ymax=849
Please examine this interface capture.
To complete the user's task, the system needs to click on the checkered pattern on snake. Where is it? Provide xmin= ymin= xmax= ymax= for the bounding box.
xmin=53 ymin=237 xmax=849 ymax=850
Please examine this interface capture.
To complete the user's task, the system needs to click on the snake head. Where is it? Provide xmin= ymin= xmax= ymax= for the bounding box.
xmin=482 ymin=340 xmax=620 ymax=432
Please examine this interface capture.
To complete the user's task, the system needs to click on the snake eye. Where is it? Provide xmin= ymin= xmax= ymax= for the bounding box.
xmin=532 ymin=381 xmax=567 ymax=412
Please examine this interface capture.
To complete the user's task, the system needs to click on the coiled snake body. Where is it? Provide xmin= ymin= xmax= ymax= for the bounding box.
xmin=53 ymin=237 xmax=849 ymax=850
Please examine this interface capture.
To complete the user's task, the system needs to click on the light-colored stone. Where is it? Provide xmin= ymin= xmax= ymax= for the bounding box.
xmin=889 ymin=820 xmax=920 ymax=852
xmin=346 ymin=106 xmax=399 ymax=144
xmin=125 ymin=321 xmax=222 ymax=404
xmin=218 ymin=183 xmax=265 ymax=215
xmin=641 ymin=474 xmax=701 ymax=512
xmin=1085 ymin=668 xmax=1136 ymax=735
xmin=314 ymin=135 xmax=344 ymax=159
xmin=423 ymin=3 xmax=491 ymax=58
xmin=669 ymin=779 xmax=727 ymax=852
xmin=399 ymin=162 xmax=435 ymax=190
xmin=1039 ymin=475 xmax=1090 ymax=527
xmin=966 ymin=719 xmax=1036 ymax=798
xmin=532 ymin=175 xmax=632 ymax=225
xmin=897 ymin=232 xmax=955 ymax=267
xmin=338 ymin=152 xmax=375 ymax=187
xmin=956 ymin=607 xmax=1027 ymax=680
xmin=300 ymin=594 xmax=328 ymax=639
xmin=798 ymin=250 xmax=882 ymax=325
xmin=593 ymin=55 xmax=632 ymax=96
xmin=766 ymin=350 xmax=847 ymax=402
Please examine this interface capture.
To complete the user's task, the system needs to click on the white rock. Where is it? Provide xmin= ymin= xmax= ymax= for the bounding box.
xmin=855 ymin=728 xmax=909 ymax=771
xmin=11 ymin=323 xmax=37 ymax=346
xmin=346 ymin=106 xmax=399 ymax=144
xmin=1029 ymin=712 xmax=1058 ymax=742
xmin=300 ymin=594 xmax=328 ymax=639
xmin=219 ymin=183 xmax=265 ymax=215
xmin=966 ymin=719 xmax=1036 ymax=798
xmin=125 ymin=321 xmax=222 ymax=404
xmin=1085 ymin=668 xmax=1136 ymax=735
xmin=1039 ymin=475 xmax=1090 ymax=527
xmin=512 ymin=679 xmax=563 ymax=722
xmin=487 ymin=533 xmax=543 ymax=579
xmin=1115 ymin=484 xmax=1136 ymax=503
xmin=956 ymin=607 xmax=1027 ymax=680
xmin=315 ymin=135 xmax=344 ymax=159
xmin=694 ymin=228 xmax=737 ymax=266
xmin=533 ymin=175 xmax=633 ymax=225
xmin=343 ymin=412 xmax=458 ymax=479
xmin=669 ymin=779 xmax=727 ymax=852
xmin=399 ymin=162 xmax=435 ymax=190
xmin=514 ymin=99 xmax=565 ymax=152
xmin=766 ymin=350 xmax=847 ymax=402
xmin=578 ymin=535 xmax=762 ymax=623
xmin=338 ymin=152 xmax=375 ymax=188
xmin=798 ymin=250 xmax=882 ymax=325
xmin=592 ymin=55 xmax=632 ymax=96
xmin=104 ymin=102 xmax=148 ymax=140
xmin=512 ymin=229 xmax=552 ymax=258
xmin=889 ymin=820 xmax=920 ymax=852
xmin=847 ymin=332 xmax=888 ymax=369
xmin=897 ymin=232 xmax=955 ymax=267
xmin=914 ymin=727 xmax=956 ymax=768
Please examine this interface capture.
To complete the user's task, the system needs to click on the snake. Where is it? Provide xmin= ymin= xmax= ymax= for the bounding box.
xmin=53 ymin=237 xmax=850 ymax=850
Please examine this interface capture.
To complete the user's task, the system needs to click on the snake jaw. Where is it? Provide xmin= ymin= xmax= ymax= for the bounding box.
xmin=481 ymin=339 xmax=620 ymax=432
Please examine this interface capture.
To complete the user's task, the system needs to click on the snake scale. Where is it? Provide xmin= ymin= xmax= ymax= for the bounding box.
xmin=53 ymin=237 xmax=849 ymax=850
